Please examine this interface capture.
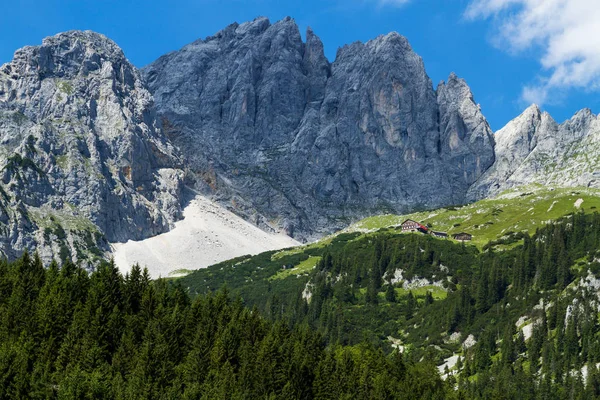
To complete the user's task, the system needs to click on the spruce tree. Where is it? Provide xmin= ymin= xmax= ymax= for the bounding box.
xmin=385 ymin=283 xmax=396 ymax=303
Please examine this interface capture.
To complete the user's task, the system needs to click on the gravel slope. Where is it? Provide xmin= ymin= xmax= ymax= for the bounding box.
xmin=111 ymin=195 xmax=300 ymax=278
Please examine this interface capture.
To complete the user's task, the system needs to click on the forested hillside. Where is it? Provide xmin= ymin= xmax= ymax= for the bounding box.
xmin=4 ymin=211 xmax=600 ymax=398
xmin=0 ymin=254 xmax=445 ymax=399
xmin=180 ymin=211 xmax=600 ymax=399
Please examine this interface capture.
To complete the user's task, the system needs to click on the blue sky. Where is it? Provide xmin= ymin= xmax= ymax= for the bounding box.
xmin=1 ymin=0 xmax=598 ymax=131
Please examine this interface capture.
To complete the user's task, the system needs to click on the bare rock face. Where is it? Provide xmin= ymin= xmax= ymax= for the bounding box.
xmin=143 ymin=17 xmax=496 ymax=240
xmin=468 ymin=105 xmax=600 ymax=200
xmin=0 ymin=31 xmax=184 ymax=265
xmin=437 ymin=73 xmax=495 ymax=197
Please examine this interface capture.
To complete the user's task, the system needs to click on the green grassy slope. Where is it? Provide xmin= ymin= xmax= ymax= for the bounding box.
xmin=179 ymin=230 xmax=478 ymax=347
xmin=349 ymin=186 xmax=600 ymax=248
xmin=173 ymin=188 xmax=600 ymax=397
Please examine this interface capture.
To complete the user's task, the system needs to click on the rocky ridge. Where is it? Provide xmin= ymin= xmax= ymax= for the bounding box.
xmin=468 ymin=105 xmax=600 ymax=200
xmin=143 ymin=17 xmax=496 ymax=240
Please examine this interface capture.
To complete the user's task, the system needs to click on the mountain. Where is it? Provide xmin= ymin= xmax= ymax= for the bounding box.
xmin=468 ymin=105 xmax=600 ymax=200
xmin=0 ymin=31 xmax=185 ymax=265
xmin=143 ymin=17 xmax=495 ymax=241
xmin=4 ymin=20 xmax=600 ymax=399
xmin=1 ymin=18 xmax=598 ymax=265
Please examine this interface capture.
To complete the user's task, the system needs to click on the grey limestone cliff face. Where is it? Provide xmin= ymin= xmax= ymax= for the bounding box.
xmin=0 ymin=31 xmax=184 ymax=265
xmin=437 ymin=73 xmax=495 ymax=195
xmin=143 ymin=17 xmax=495 ymax=240
xmin=467 ymin=105 xmax=600 ymax=200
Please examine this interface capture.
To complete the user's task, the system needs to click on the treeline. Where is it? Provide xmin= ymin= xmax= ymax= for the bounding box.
xmin=443 ymin=212 xmax=600 ymax=332
xmin=4 ymin=211 xmax=600 ymax=398
xmin=459 ymin=286 xmax=600 ymax=399
xmin=0 ymin=254 xmax=447 ymax=399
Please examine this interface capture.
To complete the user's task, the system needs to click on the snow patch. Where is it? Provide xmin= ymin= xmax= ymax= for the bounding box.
xmin=575 ymin=198 xmax=584 ymax=208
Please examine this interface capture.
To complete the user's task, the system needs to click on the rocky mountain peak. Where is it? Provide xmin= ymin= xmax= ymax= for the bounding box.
xmin=372 ymin=31 xmax=412 ymax=51
xmin=0 ymin=30 xmax=184 ymax=265
xmin=6 ymin=31 xmax=127 ymax=80
xmin=232 ymin=16 xmax=271 ymax=36
xmin=524 ymin=103 xmax=541 ymax=114
xmin=437 ymin=73 xmax=475 ymax=103
xmin=304 ymin=26 xmax=327 ymax=65
xmin=3 ymin=20 xmax=600 ymax=265
xmin=335 ymin=31 xmax=419 ymax=67
xmin=302 ymin=27 xmax=330 ymax=103
xmin=494 ymin=104 xmax=543 ymax=142
xmin=143 ymin=18 xmax=496 ymax=239
xmin=436 ymin=73 xmax=495 ymax=196
xmin=563 ymin=107 xmax=596 ymax=132
xmin=467 ymin=102 xmax=600 ymax=200
xmin=212 ymin=16 xmax=301 ymax=47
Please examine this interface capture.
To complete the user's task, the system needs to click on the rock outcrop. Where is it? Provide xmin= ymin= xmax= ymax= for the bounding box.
xmin=143 ymin=17 xmax=495 ymax=240
xmin=437 ymin=73 xmax=495 ymax=196
xmin=0 ymin=31 xmax=185 ymax=265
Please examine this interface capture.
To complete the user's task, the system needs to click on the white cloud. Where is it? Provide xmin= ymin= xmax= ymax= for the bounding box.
xmin=465 ymin=0 xmax=600 ymax=106
xmin=521 ymin=84 xmax=549 ymax=106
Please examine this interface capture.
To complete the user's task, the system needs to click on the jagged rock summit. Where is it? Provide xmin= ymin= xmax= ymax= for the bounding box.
xmin=143 ymin=16 xmax=496 ymax=240
xmin=468 ymin=105 xmax=600 ymax=200
xmin=0 ymin=30 xmax=185 ymax=265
